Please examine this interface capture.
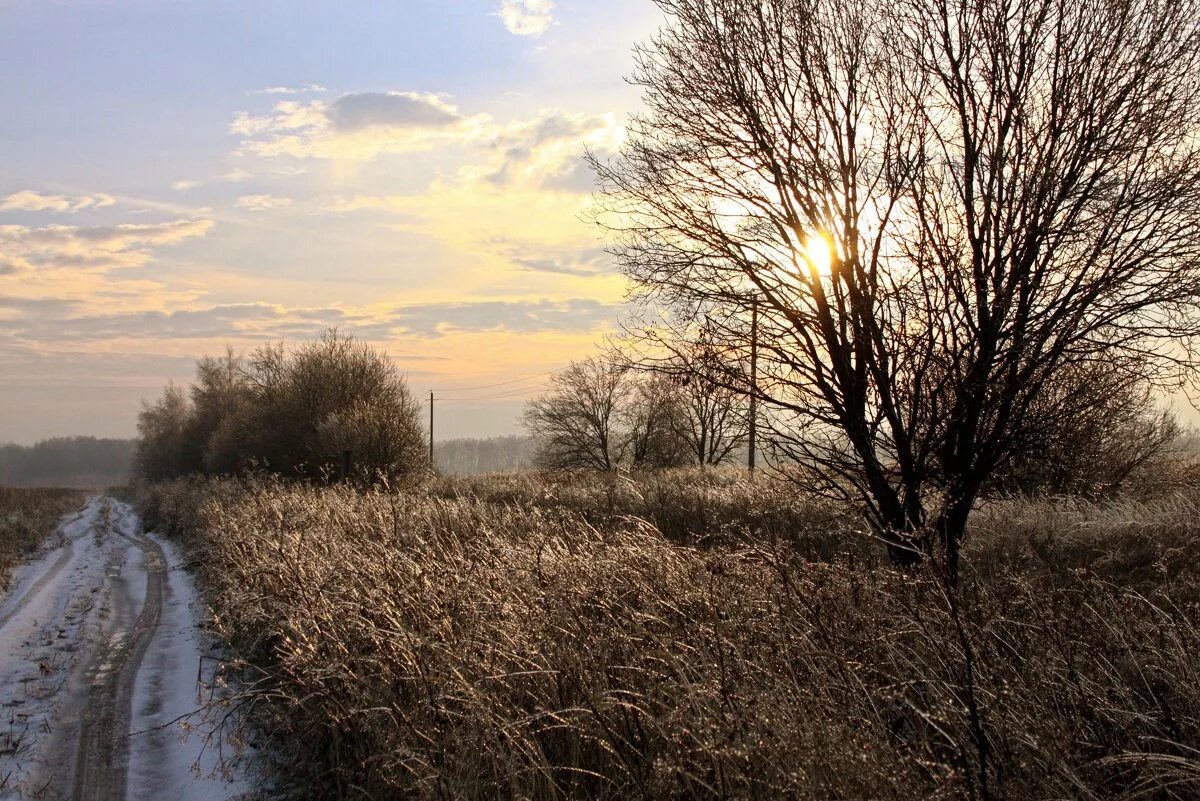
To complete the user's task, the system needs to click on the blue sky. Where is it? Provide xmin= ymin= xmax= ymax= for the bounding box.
xmin=0 ymin=0 xmax=663 ymax=443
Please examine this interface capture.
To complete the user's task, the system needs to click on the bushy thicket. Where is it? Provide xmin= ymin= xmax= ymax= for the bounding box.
xmin=0 ymin=486 xmax=83 ymax=588
xmin=136 ymin=331 xmax=427 ymax=485
xmin=141 ymin=471 xmax=1200 ymax=800
xmin=0 ymin=437 xmax=134 ymax=488
xmin=988 ymin=365 xmax=1188 ymax=498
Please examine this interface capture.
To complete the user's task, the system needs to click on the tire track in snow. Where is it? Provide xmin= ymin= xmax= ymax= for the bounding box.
xmin=0 ymin=540 xmax=74 ymax=634
xmin=69 ymin=531 xmax=165 ymax=801
xmin=0 ymin=504 xmax=91 ymax=634
xmin=0 ymin=499 xmax=255 ymax=801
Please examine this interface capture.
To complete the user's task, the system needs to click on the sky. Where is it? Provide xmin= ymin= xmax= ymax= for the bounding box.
xmin=0 ymin=0 xmax=664 ymax=444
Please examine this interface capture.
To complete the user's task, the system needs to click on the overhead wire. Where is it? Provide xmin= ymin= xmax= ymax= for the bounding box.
xmin=433 ymin=370 xmax=556 ymax=393
xmin=436 ymin=384 xmax=550 ymax=401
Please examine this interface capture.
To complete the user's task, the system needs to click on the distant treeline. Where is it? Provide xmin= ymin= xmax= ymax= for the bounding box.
xmin=0 ymin=437 xmax=135 ymax=488
xmin=434 ymin=436 xmax=537 ymax=475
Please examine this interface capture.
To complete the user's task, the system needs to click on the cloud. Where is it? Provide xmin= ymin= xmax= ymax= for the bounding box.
xmin=0 ymin=296 xmax=618 ymax=345
xmin=0 ymin=190 xmax=117 ymax=214
xmin=327 ymin=92 xmax=462 ymax=131
xmin=497 ymin=0 xmax=556 ymax=36
xmin=388 ymin=298 xmax=623 ymax=338
xmin=231 ymin=92 xmax=478 ymax=161
xmin=255 ymin=84 xmax=327 ymax=95
xmin=466 ymin=111 xmax=622 ymax=191
xmin=170 ymin=167 xmax=252 ymax=192
xmin=0 ymin=218 xmax=214 ymax=274
xmin=0 ymin=302 xmax=347 ymax=343
xmin=485 ymin=238 xmax=616 ymax=276
xmin=229 ymin=89 xmax=621 ymax=180
xmin=235 ymin=194 xmax=294 ymax=212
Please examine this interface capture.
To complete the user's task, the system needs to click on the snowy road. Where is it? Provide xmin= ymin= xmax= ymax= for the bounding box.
xmin=0 ymin=498 xmax=255 ymax=800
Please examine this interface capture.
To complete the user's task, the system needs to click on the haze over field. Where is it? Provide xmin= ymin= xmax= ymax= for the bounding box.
xmin=0 ymin=0 xmax=661 ymax=444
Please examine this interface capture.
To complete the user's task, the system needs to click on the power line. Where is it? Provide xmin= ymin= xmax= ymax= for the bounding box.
xmin=437 ymin=384 xmax=549 ymax=402
xmin=433 ymin=370 xmax=556 ymax=393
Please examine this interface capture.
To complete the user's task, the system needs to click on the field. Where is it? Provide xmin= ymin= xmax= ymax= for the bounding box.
xmin=139 ymin=470 xmax=1200 ymax=800
xmin=0 ymin=486 xmax=85 ymax=590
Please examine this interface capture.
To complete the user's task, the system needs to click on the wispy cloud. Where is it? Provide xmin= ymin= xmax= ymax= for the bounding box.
xmin=254 ymin=83 xmax=327 ymax=95
xmin=0 ymin=296 xmax=624 ymax=344
xmin=234 ymin=194 xmax=294 ymax=212
xmin=0 ymin=219 xmax=214 ymax=274
xmin=388 ymin=297 xmax=623 ymax=338
xmin=0 ymin=190 xmax=116 ymax=214
xmin=170 ymin=167 xmax=252 ymax=192
xmin=464 ymin=111 xmax=622 ymax=191
xmin=485 ymin=238 xmax=616 ymax=277
xmin=497 ymin=0 xmax=556 ymax=37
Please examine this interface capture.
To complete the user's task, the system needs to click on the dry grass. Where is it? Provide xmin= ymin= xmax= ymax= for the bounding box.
xmin=0 ymin=485 xmax=84 ymax=591
xmin=139 ymin=471 xmax=1200 ymax=800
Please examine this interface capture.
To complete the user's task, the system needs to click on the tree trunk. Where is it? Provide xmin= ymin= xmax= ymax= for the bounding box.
xmin=935 ymin=495 xmax=974 ymax=587
xmin=879 ymin=510 xmax=927 ymax=568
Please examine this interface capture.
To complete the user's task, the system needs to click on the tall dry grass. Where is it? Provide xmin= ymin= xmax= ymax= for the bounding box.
xmin=140 ymin=472 xmax=1200 ymax=800
xmin=0 ymin=486 xmax=84 ymax=590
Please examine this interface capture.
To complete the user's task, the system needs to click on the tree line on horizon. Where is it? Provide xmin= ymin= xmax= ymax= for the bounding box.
xmin=0 ymin=437 xmax=135 ymax=488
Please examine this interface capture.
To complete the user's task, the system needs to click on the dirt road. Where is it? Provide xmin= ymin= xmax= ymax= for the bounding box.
xmin=0 ymin=498 xmax=254 ymax=800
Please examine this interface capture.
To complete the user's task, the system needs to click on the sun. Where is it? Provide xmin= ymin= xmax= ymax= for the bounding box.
xmin=802 ymin=233 xmax=834 ymax=276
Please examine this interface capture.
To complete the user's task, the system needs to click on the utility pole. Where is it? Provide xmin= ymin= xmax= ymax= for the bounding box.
xmin=429 ymin=391 xmax=434 ymax=468
xmin=748 ymin=297 xmax=758 ymax=477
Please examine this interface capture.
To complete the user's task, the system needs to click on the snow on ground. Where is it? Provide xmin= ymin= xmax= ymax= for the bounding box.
xmin=0 ymin=497 xmax=116 ymax=797
xmin=126 ymin=531 xmax=256 ymax=801
xmin=0 ymin=497 xmax=260 ymax=800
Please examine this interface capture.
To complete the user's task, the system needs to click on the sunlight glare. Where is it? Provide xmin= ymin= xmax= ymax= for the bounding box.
xmin=802 ymin=233 xmax=834 ymax=277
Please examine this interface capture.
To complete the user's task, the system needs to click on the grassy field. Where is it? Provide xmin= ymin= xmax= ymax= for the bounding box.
xmin=0 ymin=486 xmax=84 ymax=591
xmin=139 ymin=470 xmax=1200 ymax=800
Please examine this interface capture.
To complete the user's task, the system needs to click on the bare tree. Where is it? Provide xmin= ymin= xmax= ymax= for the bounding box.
xmin=592 ymin=0 xmax=1200 ymax=578
xmin=624 ymin=374 xmax=692 ymax=468
xmin=668 ymin=337 xmax=749 ymax=465
xmin=134 ymin=383 xmax=192 ymax=482
xmin=524 ymin=358 xmax=630 ymax=471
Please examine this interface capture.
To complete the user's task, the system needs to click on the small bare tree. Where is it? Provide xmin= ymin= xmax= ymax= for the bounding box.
xmin=672 ymin=338 xmax=748 ymax=466
xmin=624 ymin=374 xmax=692 ymax=468
xmin=134 ymin=383 xmax=193 ymax=482
xmin=524 ymin=358 xmax=630 ymax=471
xmin=593 ymin=0 xmax=1200 ymax=578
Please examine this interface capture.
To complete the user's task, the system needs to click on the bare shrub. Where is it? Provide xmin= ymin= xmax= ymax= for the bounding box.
xmin=992 ymin=366 xmax=1181 ymax=498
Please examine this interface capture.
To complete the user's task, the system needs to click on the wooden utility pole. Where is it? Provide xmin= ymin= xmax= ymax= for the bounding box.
xmin=748 ymin=298 xmax=758 ymax=476
xmin=429 ymin=391 xmax=434 ymax=467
